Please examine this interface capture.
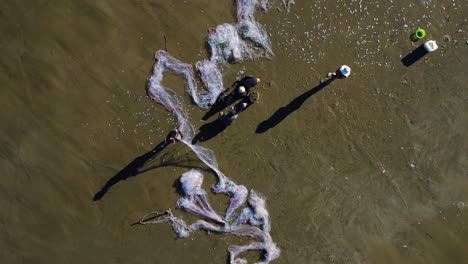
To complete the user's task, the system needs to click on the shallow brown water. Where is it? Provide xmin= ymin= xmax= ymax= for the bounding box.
xmin=1 ymin=0 xmax=467 ymax=263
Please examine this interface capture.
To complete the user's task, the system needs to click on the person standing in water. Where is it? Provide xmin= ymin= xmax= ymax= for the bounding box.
xmin=327 ymin=65 xmax=351 ymax=79
xmin=166 ymin=128 xmax=182 ymax=144
xmin=218 ymin=99 xmax=251 ymax=126
xmin=203 ymin=76 xmax=261 ymax=120
xmin=218 ymin=85 xmax=259 ymax=126
xmin=235 ymin=76 xmax=261 ymax=96
xmin=219 ymin=76 xmax=261 ymax=99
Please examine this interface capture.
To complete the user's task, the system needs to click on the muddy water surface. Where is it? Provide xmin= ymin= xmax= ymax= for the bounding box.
xmin=1 ymin=0 xmax=467 ymax=263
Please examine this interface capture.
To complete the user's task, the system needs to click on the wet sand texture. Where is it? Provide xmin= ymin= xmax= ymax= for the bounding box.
xmin=1 ymin=0 xmax=467 ymax=263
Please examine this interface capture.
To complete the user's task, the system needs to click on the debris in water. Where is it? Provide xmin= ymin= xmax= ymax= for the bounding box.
xmin=236 ymin=66 xmax=246 ymax=80
xmin=379 ymin=166 xmax=386 ymax=174
xmin=401 ymin=78 xmax=408 ymax=85
xmin=443 ymin=35 xmax=452 ymax=42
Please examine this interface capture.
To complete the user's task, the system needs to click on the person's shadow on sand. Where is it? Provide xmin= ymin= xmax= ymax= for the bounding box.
xmin=256 ymin=78 xmax=334 ymax=133
xmin=93 ymin=140 xmax=203 ymax=201
xmin=192 ymin=118 xmax=228 ymax=144
xmin=193 ymin=98 xmax=255 ymax=143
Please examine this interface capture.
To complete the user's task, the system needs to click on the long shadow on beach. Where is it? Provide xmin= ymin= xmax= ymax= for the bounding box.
xmin=401 ymin=44 xmax=428 ymax=67
xmin=93 ymin=140 xmax=170 ymax=201
xmin=256 ymin=78 xmax=334 ymax=133
xmin=93 ymin=140 xmax=204 ymax=201
xmin=193 ymin=99 xmax=255 ymax=143
xmin=192 ymin=118 xmax=228 ymax=144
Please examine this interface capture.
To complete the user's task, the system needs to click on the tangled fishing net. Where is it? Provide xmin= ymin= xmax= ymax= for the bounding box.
xmin=140 ymin=169 xmax=280 ymax=264
xmin=142 ymin=0 xmax=291 ymax=263
xmin=147 ymin=0 xmax=273 ymax=110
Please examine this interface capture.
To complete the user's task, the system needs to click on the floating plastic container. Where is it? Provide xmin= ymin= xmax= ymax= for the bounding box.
xmin=415 ymin=29 xmax=426 ymax=40
xmin=423 ymin=40 xmax=438 ymax=52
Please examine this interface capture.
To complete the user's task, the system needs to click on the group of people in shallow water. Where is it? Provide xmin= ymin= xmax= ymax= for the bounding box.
xmin=217 ymin=75 xmax=261 ymax=126
xmin=164 ymin=75 xmax=261 ymax=143
xmin=166 ymin=65 xmax=351 ymax=143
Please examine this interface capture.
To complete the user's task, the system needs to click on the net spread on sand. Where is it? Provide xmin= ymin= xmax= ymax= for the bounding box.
xmin=147 ymin=0 xmax=273 ymax=110
xmin=140 ymin=170 xmax=280 ymax=264
xmin=143 ymin=1 xmax=287 ymax=263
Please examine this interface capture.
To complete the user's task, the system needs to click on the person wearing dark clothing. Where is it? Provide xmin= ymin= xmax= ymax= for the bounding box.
xmin=193 ymin=95 xmax=255 ymax=143
xmin=166 ymin=128 xmax=182 ymax=144
xmin=218 ymin=76 xmax=260 ymax=99
xmin=233 ymin=76 xmax=261 ymax=94
xmin=202 ymin=76 xmax=261 ymax=120
xmin=218 ymin=100 xmax=250 ymax=126
xmin=218 ymin=106 xmax=239 ymax=126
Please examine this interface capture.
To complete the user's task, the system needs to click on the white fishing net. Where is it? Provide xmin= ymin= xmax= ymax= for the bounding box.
xmin=141 ymin=0 xmax=295 ymax=263
xmin=176 ymin=169 xmax=226 ymax=223
xmin=142 ymin=170 xmax=279 ymax=264
xmin=236 ymin=0 xmax=273 ymax=56
xmin=237 ymin=0 xmax=258 ymax=21
xmin=233 ymin=190 xmax=271 ymax=233
xmin=208 ymin=23 xmax=253 ymax=63
xmin=183 ymin=142 xmax=248 ymax=221
xmin=194 ymin=59 xmax=224 ymax=107
xmin=148 ymin=0 xmax=273 ymax=110
xmin=146 ymin=50 xmax=196 ymax=141
xmin=236 ymin=20 xmax=273 ymax=57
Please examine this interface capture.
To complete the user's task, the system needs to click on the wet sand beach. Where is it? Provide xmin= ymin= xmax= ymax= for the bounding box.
xmin=1 ymin=0 xmax=467 ymax=263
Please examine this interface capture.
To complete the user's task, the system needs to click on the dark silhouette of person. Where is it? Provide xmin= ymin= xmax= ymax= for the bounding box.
xmin=202 ymin=76 xmax=261 ymax=120
xmin=193 ymin=96 xmax=255 ymax=143
xmin=166 ymin=128 xmax=182 ymax=143
xmin=93 ymin=129 xmax=182 ymax=201
xmin=218 ymin=101 xmax=249 ymax=126
xmin=232 ymin=76 xmax=261 ymax=94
